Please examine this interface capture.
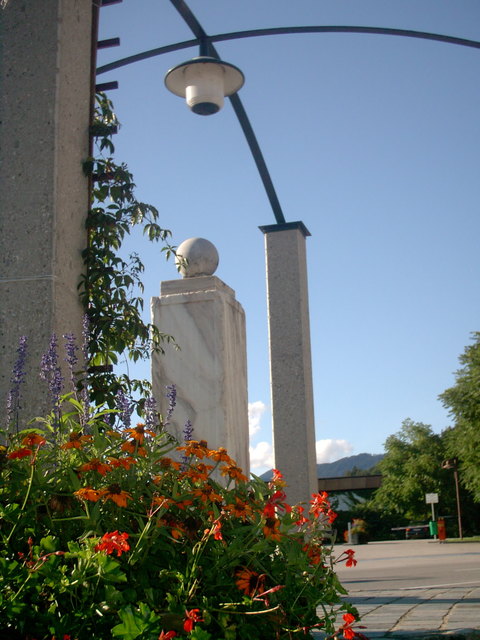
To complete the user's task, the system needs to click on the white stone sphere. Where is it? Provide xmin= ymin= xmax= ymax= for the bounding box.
xmin=175 ymin=237 xmax=219 ymax=277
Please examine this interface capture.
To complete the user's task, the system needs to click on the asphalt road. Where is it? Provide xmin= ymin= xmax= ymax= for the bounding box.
xmin=335 ymin=539 xmax=480 ymax=591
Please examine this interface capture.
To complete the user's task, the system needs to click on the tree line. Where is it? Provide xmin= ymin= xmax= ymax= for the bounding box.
xmin=338 ymin=332 xmax=480 ymax=539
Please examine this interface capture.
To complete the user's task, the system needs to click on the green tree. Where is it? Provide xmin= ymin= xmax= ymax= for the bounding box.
xmin=80 ymin=93 xmax=177 ymax=408
xmin=371 ymin=419 xmax=452 ymax=521
xmin=440 ymin=332 xmax=480 ymax=502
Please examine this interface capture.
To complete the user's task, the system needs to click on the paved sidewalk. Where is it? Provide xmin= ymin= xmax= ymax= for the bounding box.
xmin=318 ymin=540 xmax=480 ymax=640
xmin=345 ymin=584 xmax=480 ymax=637
xmin=331 ymin=540 xmax=480 ymax=638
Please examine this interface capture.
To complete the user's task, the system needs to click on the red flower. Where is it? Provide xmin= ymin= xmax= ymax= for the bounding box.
xmin=345 ymin=549 xmax=357 ymax=567
xmin=7 ymin=447 xmax=32 ymax=459
xmin=21 ymin=432 xmax=47 ymax=447
xmin=340 ymin=612 xmax=358 ymax=639
xmin=336 ymin=548 xmax=357 ymax=568
xmin=158 ymin=632 xmax=177 ymax=640
xmin=309 ymin=491 xmax=337 ymax=523
xmin=204 ymin=518 xmax=223 ymax=541
xmin=183 ymin=609 xmax=203 ymax=632
xmin=270 ymin=468 xmax=287 ymax=487
xmin=294 ymin=505 xmax=309 ymax=526
xmin=95 ymin=531 xmax=130 ymax=557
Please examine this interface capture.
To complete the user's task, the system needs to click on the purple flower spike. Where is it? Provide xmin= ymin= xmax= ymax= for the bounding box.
xmin=63 ymin=333 xmax=78 ymax=390
xmin=40 ymin=334 xmax=64 ymax=423
xmin=115 ymin=389 xmax=133 ymax=429
xmin=164 ymin=384 xmax=176 ymax=425
xmin=81 ymin=314 xmax=90 ymax=364
xmin=183 ymin=419 xmax=194 ymax=443
xmin=144 ymin=396 xmax=158 ymax=431
xmin=180 ymin=419 xmax=194 ymax=468
xmin=5 ymin=335 xmax=28 ymax=431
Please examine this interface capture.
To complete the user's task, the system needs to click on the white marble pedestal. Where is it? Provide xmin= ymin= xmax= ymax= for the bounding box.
xmin=151 ymin=265 xmax=249 ymax=475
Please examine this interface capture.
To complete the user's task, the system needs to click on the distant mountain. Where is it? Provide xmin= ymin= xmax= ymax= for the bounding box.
xmin=260 ymin=453 xmax=384 ymax=481
xmin=317 ymin=453 xmax=384 ymax=478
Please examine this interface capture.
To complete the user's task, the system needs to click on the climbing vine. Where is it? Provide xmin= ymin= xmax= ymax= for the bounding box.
xmin=80 ymin=92 xmax=175 ymax=406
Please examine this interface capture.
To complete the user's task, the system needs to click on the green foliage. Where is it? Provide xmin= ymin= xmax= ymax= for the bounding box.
xmin=0 ymin=385 xmax=358 ymax=640
xmin=440 ymin=332 xmax=480 ymax=501
xmin=80 ymin=93 xmax=176 ymax=405
xmin=370 ymin=419 xmax=452 ymax=521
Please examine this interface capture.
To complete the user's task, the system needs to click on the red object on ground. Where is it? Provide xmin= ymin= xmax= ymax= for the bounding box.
xmin=437 ymin=518 xmax=447 ymax=541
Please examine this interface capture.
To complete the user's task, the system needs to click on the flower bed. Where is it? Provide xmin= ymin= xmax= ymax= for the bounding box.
xmin=1 ymin=337 xmax=360 ymax=640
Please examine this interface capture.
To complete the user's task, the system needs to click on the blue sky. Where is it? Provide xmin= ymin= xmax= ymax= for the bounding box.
xmin=97 ymin=1 xmax=480 ymax=474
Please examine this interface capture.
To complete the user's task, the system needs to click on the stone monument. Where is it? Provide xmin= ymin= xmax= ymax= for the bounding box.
xmin=151 ymin=238 xmax=249 ymax=474
xmin=0 ymin=0 xmax=94 ymax=420
xmin=260 ymin=222 xmax=318 ymax=506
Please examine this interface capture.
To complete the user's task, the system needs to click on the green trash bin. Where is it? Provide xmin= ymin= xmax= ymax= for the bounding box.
xmin=429 ymin=521 xmax=438 ymax=536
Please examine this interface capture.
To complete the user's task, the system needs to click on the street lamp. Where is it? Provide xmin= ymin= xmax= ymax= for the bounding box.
xmin=442 ymin=458 xmax=463 ymax=539
xmin=165 ymin=54 xmax=244 ymax=115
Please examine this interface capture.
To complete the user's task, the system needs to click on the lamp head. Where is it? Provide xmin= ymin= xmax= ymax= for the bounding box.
xmin=165 ymin=56 xmax=244 ymax=115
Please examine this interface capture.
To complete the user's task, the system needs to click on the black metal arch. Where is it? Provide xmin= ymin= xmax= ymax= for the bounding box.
xmin=97 ymin=0 xmax=480 ymax=225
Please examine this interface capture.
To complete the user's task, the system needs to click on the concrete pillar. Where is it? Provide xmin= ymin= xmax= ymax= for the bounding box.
xmin=259 ymin=222 xmax=317 ymax=506
xmin=151 ymin=238 xmax=249 ymax=475
xmin=0 ymin=1 xmax=94 ymax=421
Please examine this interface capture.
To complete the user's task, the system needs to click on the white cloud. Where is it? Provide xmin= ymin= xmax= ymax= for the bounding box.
xmin=248 ymin=400 xmax=267 ymax=436
xmin=249 ymin=441 xmax=274 ymax=470
xmin=316 ymin=439 xmax=354 ymax=464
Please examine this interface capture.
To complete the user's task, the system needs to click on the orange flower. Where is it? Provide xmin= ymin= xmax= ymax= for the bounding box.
xmin=157 ymin=457 xmax=181 ymax=471
xmin=107 ymin=456 xmax=136 ymax=470
xmin=61 ymin=432 xmax=92 ymax=450
xmin=263 ymin=516 xmax=282 ymax=541
xmin=175 ymin=499 xmax=194 ymax=510
xmin=95 ymin=530 xmax=130 ymax=557
xmin=177 ymin=440 xmax=209 ymax=459
xmin=79 ymin=458 xmax=111 ymax=476
xmin=208 ymin=447 xmax=233 ymax=463
xmin=123 ymin=422 xmax=155 ymax=444
xmin=183 ymin=463 xmax=214 ymax=482
xmin=220 ymin=463 xmax=247 ymax=483
xmin=158 ymin=518 xmax=187 ymax=540
xmin=74 ymin=487 xmax=101 ymax=502
xmin=121 ymin=439 xmax=146 ymax=457
xmin=303 ymin=543 xmax=323 ymax=565
xmin=7 ymin=447 xmax=32 ymax=459
xmin=151 ymin=495 xmax=174 ymax=509
xmin=225 ymin=497 xmax=252 ymax=520
xmin=98 ymin=483 xmax=131 ymax=507
xmin=21 ymin=432 xmax=47 ymax=447
xmin=192 ymin=485 xmax=223 ymax=504
xmin=235 ymin=566 xmax=266 ymax=597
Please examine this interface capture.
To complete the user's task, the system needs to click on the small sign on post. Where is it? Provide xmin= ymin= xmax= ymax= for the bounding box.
xmin=425 ymin=493 xmax=439 ymax=539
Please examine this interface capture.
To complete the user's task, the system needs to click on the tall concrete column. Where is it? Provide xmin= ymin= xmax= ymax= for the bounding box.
xmin=0 ymin=1 xmax=94 ymax=421
xmin=259 ymin=222 xmax=317 ymax=506
xmin=151 ymin=238 xmax=249 ymax=475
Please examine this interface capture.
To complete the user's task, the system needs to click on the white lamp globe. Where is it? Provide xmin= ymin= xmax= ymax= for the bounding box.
xmin=165 ymin=56 xmax=245 ymax=115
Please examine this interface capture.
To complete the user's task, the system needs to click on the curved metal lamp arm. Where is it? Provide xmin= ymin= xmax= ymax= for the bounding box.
xmin=173 ymin=0 xmax=287 ymax=223
xmin=96 ymin=26 xmax=480 ymax=75
xmin=96 ymin=1 xmax=480 ymax=225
